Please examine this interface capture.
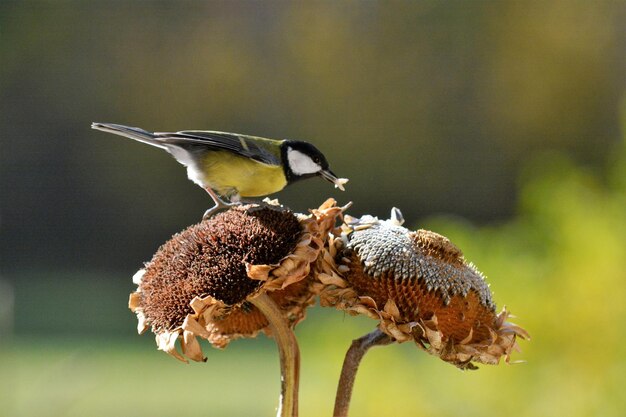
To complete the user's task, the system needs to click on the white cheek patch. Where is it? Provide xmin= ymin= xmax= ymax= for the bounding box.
xmin=287 ymin=149 xmax=322 ymax=175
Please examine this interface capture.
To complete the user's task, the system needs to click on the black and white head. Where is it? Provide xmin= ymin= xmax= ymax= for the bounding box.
xmin=281 ymin=140 xmax=347 ymax=190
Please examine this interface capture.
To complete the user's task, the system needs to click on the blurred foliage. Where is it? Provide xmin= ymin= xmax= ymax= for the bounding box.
xmin=1 ymin=1 xmax=624 ymax=272
xmin=3 ymin=137 xmax=626 ymax=415
xmin=2 ymin=1 xmax=626 ymax=416
xmin=415 ymin=144 xmax=626 ymax=417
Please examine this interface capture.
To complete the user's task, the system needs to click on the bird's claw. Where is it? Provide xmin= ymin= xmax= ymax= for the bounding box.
xmin=202 ymin=201 xmax=238 ymax=220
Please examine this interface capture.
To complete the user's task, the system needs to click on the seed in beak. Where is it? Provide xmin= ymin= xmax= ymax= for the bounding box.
xmin=320 ymin=170 xmax=349 ymax=191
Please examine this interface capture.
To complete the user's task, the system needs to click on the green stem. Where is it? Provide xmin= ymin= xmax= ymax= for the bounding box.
xmin=250 ymin=293 xmax=300 ymax=417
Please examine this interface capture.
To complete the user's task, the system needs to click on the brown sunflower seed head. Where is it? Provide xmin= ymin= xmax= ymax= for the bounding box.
xmin=139 ymin=205 xmax=301 ymax=331
xmin=129 ymin=200 xmax=345 ymax=362
xmin=317 ymin=209 xmax=529 ymax=370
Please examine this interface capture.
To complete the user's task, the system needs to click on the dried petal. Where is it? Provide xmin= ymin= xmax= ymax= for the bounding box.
xmin=136 ymin=310 xmax=148 ymax=334
xmin=156 ymin=331 xmax=186 ymax=363
xmin=181 ymin=330 xmax=206 ymax=362
xmin=132 ymin=269 xmax=145 ymax=285
xmin=128 ymin=291 xmax=141 ymax=312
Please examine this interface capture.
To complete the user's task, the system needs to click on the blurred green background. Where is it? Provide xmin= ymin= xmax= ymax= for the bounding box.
xmin=1 ymin=1 xmax=625 ymax=416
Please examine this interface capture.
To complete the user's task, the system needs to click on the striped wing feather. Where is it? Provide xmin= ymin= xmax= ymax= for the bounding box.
xmin=155 ymin=130 xmax=283 ymax=166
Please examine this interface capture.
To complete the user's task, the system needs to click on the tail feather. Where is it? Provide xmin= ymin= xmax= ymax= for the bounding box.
xmin=91 ymin=122 xmax=167 ymax=149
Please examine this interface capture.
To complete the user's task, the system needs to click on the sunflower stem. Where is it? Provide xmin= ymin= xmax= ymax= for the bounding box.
xmin=333 ymin=328 xmax=393 ymax=417
xmin=250 ymin=293 xmax=300 ymax=417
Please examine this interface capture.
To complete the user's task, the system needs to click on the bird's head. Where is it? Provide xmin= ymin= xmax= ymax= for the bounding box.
xmin=282 ymin=141 xmax=347 ymax=190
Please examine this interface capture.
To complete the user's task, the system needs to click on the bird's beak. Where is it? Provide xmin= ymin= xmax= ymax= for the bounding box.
xmin=320 ymin=170 xmax=349 ymax=191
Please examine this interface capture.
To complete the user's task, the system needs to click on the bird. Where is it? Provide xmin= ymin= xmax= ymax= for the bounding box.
xmin=92 ymin=123 xmax=348 ymax=218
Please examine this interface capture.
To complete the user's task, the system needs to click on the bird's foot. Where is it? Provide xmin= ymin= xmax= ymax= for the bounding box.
xmin=203 ymin=187 xmax=240 ymax=220
xmin=202 ymin=201 xmax=238 ymax=220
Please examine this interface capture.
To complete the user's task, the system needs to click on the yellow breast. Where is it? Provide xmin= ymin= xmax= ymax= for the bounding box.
xmin=200 ymin=151 xmax=288 ymax=197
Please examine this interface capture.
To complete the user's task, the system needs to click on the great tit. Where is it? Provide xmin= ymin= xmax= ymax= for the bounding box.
xmin=92 ymin=123 xmax=348 ymax=217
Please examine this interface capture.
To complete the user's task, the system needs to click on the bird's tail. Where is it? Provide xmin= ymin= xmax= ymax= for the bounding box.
xmin=91 ymin=122 xmax=167 ymax=149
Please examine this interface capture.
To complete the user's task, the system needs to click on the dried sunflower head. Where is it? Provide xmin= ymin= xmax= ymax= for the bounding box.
xmin=129 ymin=200 xmax=343 ymax=362
xmin=316 ymin=209 xmax=529 ymax=370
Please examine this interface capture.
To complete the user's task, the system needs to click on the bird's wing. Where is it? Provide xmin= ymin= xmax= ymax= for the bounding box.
xmin=154 ymin=130 xmax=283 ymax=166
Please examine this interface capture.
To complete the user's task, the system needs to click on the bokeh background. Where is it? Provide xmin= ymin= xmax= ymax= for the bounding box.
xmin=1 ymin=1 xmax=625 ymax=416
